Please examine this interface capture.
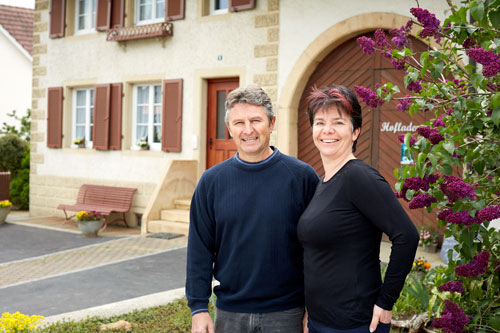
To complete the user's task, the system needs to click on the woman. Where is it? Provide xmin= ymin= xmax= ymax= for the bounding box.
xmin=297 ymin=85 xmax=419 ymax=333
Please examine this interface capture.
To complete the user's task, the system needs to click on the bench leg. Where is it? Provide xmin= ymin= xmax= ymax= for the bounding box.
xmin=61 ymin=209 xmax=75 ymax=224
xmin=122 ymin=213 xmax=130 ymax=228
xmin=100 ymin=215 xmax=109 ymax=232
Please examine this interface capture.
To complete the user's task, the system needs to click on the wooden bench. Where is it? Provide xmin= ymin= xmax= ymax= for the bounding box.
xmin=57 ymin=184 xmax=137 ymax=230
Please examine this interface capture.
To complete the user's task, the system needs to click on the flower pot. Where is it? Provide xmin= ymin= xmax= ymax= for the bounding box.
xmin=423 ymin=242 xmax=438 ymax=253
xmin=76 ymin=219 xmax=105 ymax=237
xmin=0 ymin=206 xmax=11 ymax=224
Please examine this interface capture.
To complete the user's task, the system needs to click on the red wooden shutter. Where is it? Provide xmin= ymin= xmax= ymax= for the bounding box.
xmin=49 ymin=0 xmax=66 ymax=38
xmin=162 ymin=79 xmax=183 ymax=152
xmin=229 ymin=0 xmax=255 ymax=12
xmin=47 ymin=87 xmax=64 ymax=148
xmin=96 ymin=0 xmax=111 ymax=31
xmin=108 ymin=83 xmax=123 ymax=150
xmin=110 ymin=0 xmax=125 ymax=28
xmin=165 ymin=0 xmax=185 ymax=21
xmin=93 ymin=84 xmax=111 ymax=150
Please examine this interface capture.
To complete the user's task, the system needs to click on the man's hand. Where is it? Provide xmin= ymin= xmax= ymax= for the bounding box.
xmin=192 ymin=312 xmax=214 ymax=333
xmin=302 ymin=311 xmax=309 ymax=333
xmin=369 ymin=304 xmax=392 ymax=332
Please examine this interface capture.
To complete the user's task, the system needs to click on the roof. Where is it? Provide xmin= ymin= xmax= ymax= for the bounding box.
xmin=0 ymin=4 xmax=33 ymax=55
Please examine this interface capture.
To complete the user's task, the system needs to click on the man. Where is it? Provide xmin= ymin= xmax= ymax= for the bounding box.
xmin=186 ymin=85 xmax=319 ymax=333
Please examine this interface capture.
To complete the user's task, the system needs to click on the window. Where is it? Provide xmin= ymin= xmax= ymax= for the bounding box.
xmin=133 ymin=84 xmax=162 ymax=150
xmin=75 ymin=0 xmax=97 ymax=33
xmin=72 ymin=88 xmax=95 ymax=148
xmin=135 ymin=0 xmax=164 ymax=25
xmin=210 ymin=0 xmax=228 ymax=15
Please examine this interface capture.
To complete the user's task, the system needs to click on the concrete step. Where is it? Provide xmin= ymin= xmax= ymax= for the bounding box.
xmin=148 ymin=220 xmax=189 ymax=236
xmin=174 ymin=199 xmax=191 ymax=210
xmin=161 ymin=209 xmax=189 ymax=223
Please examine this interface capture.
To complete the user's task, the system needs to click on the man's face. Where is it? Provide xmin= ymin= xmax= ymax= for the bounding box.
xmin=226 ymin=103 xmax=276 ymax=162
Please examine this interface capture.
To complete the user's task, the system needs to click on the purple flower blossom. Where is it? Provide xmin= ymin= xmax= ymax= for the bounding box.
xmin=438 ymin=280 xmax=465 ymax=294
xmin=396 ymin=96 xmax=412 ymax=111
xmin=407 ymin=79 xmax=423 ymax=93
xmin=477 ymin=205 xmax=500 ymax=222
xmin=410 ymin=8 xmax=441 ymax=42
xmin=438 ymin=208 xmax=452 ymax=221
xmin=409 ymin=193 xmax=437 ymax=209
xmin=462 ymin=38 xmax=479 ymax=49
xmin=405 ymin=177 xmax=430 ymax=191
xmin=357 ymin=36 xmax=376 ymax=55
xmin=391 ymin=36 xmax=408 ymax=49
xmin=441 ymin=180 xmax=476 ymax=202
xmin=446 ymin=210 xmax=477 ymax=226
xmin=433 ymin=114 xmax=446 ymax=127
xmin=391 ymin=57 xmax=406 ymax=70
xmin=466 ymin=48 xmax=499 ymax=66
xmin=483 ymin=62 xmax=500 ymax=78
xmin=417 ymin=126 xmax=431 ymax=138
xmin=429 ymin=130 xmax=445 ymax=144
xmin=432 ymin=300 xmax=470 ymax=333
xmin=354 ymin=86 xmax=383 ymax=108
xmin=374 ymin=29 xmax=390 ymax=49
xmin=455 ymin=251 xmax=490 ymax=277
xmin=389 ymin=24 xmax=411 ymax=49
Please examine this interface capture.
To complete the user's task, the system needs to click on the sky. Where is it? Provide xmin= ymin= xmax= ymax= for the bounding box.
xmin=0 ymin=0 xmax=34 ymax=8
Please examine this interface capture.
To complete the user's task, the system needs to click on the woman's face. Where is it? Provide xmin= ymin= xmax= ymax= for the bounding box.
xmin=312 ymin=106 xmax=360 ymax=159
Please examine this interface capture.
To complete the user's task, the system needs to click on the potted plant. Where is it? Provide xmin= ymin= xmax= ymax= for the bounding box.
xmin=136 ymin=138 xmax=149 ymax=150
xmin=73 ymin=138 xmax=85 ymax=148
xmin=75 ymin=210 xmax=104 ymax=237
xmin=0 ymin=199 xmax=12 ymax=224
xmin=418 ymin=227 xmax=440 ymax=253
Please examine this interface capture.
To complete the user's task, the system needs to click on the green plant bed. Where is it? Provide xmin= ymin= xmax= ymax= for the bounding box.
xmin=39 ymin=297 xmax=216 ymax=332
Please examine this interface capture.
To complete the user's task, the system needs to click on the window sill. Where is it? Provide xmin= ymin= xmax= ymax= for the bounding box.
xmin=106 ymin=22 xmax=173 ymax=42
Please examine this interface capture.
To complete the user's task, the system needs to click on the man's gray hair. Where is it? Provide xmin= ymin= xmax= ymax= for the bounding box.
xmin=224 ymin=85 xmax=274 ymax=124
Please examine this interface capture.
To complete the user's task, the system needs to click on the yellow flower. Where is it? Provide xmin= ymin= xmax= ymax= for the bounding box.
xmin=0 ymin=200 xmax=12 ymax=208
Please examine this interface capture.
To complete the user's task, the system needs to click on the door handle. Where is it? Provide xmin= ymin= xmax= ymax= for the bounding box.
xmin=209 ymin=138 xmax=213 ymax=149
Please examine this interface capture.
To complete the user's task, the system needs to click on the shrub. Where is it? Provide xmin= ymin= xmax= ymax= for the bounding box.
xmin=0 ymin=133 xmax=27 ymax=174
xmin=10 ymin=146 xmax=29 ymax=209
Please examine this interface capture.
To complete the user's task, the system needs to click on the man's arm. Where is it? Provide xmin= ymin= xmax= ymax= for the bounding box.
xmin=186 ymin=178 xmax=217 ymax=316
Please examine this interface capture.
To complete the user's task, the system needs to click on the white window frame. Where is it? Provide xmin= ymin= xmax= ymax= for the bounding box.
xmin=72 ymin=88 xmax=95 ymax=149
xmin=75 ymin=0 xmax=97 ymax=34
xmin=132 ymin=84 xmax=162 ymax=151
xmin=135 ymin=0 xmax=165 ymax=25
xmin=209 ymin=0 xmax=228 ymax=15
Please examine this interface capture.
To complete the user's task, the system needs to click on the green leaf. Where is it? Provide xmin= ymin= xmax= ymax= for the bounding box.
xmin=492 ymin=106 xmax=500 ymax=125
xmin=474 ymin=160 xmax=486 ymax=174
xmin=489 ymin=9 xmax=500 ymax=29
xmin=471 ymin=1 xmax=485 ymax=23
xmin=438 ymin=163 xmax=453 ymax=175
xmin=443 ymin=141 xmax=455 ymax=155
xmin=428 ymin=153 xmax=438 ymax=167
xmin=493 ymin=92 xmax=500 ymax=108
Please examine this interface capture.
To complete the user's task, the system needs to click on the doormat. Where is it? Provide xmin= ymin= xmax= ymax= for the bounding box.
xmin=146 ymin=232 xmax=184 ymax=240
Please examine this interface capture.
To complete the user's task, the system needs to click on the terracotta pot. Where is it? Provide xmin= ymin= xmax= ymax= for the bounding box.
xmin=76 ymin=219 xmax=105 ymax=237
xmin=0 ymin=206 xmax=11 ymax=224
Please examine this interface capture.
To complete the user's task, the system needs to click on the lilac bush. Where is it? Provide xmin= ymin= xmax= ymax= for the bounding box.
xmin=355 ymin=1 xmax=500 ymax=331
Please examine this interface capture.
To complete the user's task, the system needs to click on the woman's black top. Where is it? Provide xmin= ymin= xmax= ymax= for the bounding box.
xmin=297 ymin=159 xmax=419 ymax=329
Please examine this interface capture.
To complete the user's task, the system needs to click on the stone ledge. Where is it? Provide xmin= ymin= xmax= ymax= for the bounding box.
xmin=255 ymin=12 xmax=278 ymax=28
xmin=254 ymin=43 xmax=278 ymax=57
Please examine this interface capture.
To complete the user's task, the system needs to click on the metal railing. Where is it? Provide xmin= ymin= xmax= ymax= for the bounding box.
xmin=106 ymin=22 xmax=173 ymax=42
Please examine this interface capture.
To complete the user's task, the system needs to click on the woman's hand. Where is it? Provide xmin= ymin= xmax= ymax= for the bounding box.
xmin=369 ymin=304 xmax=392 ymax=332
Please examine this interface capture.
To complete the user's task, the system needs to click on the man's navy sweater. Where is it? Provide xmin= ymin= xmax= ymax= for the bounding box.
xmin=186 ymin=148 xmax=318 ymax=314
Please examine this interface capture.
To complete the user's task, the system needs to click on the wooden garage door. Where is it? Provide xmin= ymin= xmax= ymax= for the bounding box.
xmin=297 ymin=33 xmax=435 ymax=229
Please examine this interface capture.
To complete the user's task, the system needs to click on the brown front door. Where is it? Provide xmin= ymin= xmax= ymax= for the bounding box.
xmin=206 ymin=78 xmax=239 ymax=169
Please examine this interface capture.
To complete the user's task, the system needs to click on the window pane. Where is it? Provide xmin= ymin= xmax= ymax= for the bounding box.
xmin=137 ymin=105 xmax=149 ymax=123
xmin=216 ymin=91 xmax=226 ymax=139
xmin=78 ymin=0 xmax=87 ymax=15
xmin=215 ymin=0 xmax=228 ymax=10
xmin=156 ymin=0 xmax=164 ymax=19
xmin=92 ymin=0 xmax=96 ymax=27
xmin=75 ymin=125 xmax=85 ymax=139
xmin=137 ymin=125 xmax=148 ymax=141
xmin=154 ymin=105 xmax=161 ymax=123
xmin=76 ymin=108 xmax=86 ymax=124
xmin=153 ymin=125 xmax=161 ymax=143
xmin=76 ymin=90 xmax=86 ymax=107
xmin=139 ymin=0 xmax=152 ymax=20
xmin=137 ymin=86 xmax=149 ymax=104
xmin=154 ymin=85 xmax=161 ymax=104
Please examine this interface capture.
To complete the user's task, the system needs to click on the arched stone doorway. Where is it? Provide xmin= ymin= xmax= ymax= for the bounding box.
xmin=297 ymin=33 xmax=434 ymax=228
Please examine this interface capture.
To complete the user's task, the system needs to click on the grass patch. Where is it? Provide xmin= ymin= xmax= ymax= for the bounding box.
xmin=39 ymin=297 xmax=215 ymax=332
